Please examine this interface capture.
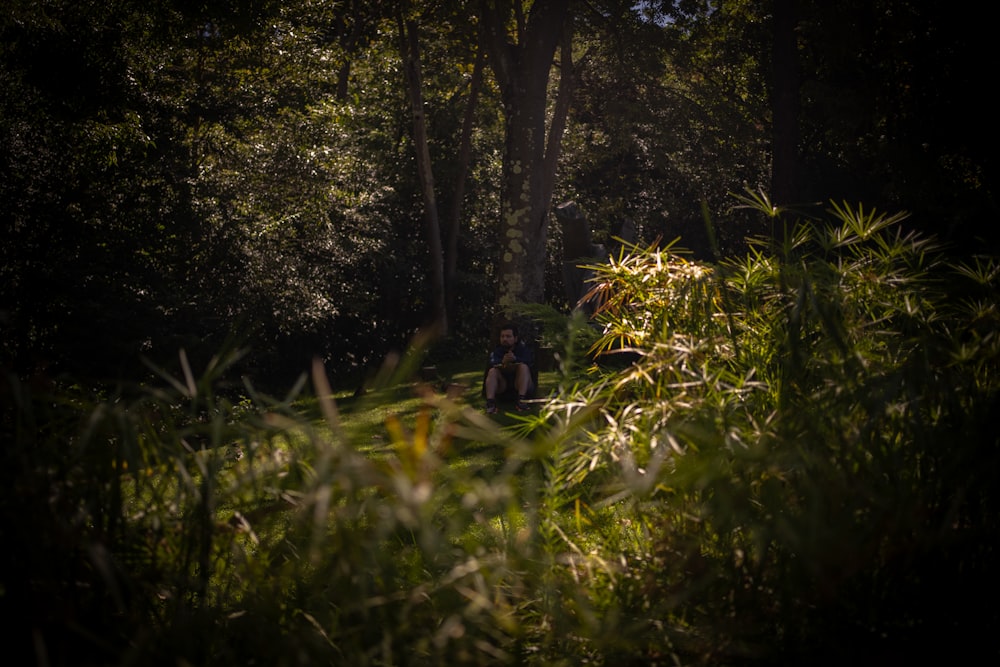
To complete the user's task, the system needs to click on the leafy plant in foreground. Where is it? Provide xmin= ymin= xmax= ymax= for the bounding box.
xmin=538 ymin=194 xmax=1000 ymax=662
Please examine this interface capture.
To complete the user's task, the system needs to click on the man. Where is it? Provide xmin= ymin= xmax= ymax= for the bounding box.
xmin=484 ymin=322 xmax=535 ymax=414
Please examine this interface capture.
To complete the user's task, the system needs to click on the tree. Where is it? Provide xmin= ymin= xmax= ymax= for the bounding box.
xmin=770 ymin=0 xmax=800 ymax=206
xmin=478 ymin=0 xmax=573 ymax=309
xmin=398 ymin=9 xmax=448 ymax=334
xmin=323 ymin=0 xmax=387 ymax=101
xmin=445 ymin=44 xmax=486 ymax=322
xmin=793 ymin=0 xmax=998 ymax=252
xmin=0 ymin=0 xmax=440 ymax=385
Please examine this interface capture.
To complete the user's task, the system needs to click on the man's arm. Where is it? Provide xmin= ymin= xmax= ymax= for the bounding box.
xmin=513 ymin=343 xmax=534 ymax=366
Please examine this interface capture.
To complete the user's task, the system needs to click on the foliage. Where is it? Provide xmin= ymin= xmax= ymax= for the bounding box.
xmin=540 ymin=192 xmax=1000 ymax=661
xmin=557 ymin=0 xmax=773 ymax=260
xmin=3 ymin=0 xmax=995 ymax=392
xmin=792 ymin=0 xmax=997 ymax=248
xmin=4 ymin=194 xmax=998 ymax=665
xmin=0 ymin=0 xmax=499 ymax=390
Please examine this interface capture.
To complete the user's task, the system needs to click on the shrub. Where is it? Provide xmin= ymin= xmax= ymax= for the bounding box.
xmin=539 ymin=191 xmax=1000 ymax=662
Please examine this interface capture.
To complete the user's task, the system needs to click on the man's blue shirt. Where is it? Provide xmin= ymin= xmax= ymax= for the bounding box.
xmin=488 ymin=340 xmax=534 ymax=369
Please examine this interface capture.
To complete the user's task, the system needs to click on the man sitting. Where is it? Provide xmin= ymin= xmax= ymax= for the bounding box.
xmin=484 ymin=322 xmax=535 ymax=414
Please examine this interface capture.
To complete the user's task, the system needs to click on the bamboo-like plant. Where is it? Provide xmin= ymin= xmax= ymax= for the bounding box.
xmin=536 ymin=190 xmax=1000 ymax=662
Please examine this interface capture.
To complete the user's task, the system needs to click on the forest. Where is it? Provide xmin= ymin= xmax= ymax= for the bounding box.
xmin=2 ymin=1 xmax=998 ymax=665
xmin=3 ymin=0 xmax=996 ymax=387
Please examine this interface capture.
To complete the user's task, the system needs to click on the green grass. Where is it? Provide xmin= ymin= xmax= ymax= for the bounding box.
xmin=319 ymin=360 xmax=561 ymax=442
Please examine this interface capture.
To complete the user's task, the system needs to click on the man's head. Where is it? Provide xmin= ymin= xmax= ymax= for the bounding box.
xmin=498 ymin=322 xmax=519 ymax=348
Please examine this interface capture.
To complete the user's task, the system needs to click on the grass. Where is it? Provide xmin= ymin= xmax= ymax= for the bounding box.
xmin=321 ymin=358 xmax=562 ymax=442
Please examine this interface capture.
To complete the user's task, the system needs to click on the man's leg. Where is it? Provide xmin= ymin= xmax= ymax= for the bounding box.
xmin=484 ymin=367 xmax=507 ymax=413
xmin=514 ymin=364 xmax=533 ymax=407
xmin=484 ymin=367 xmax=509 ymax=400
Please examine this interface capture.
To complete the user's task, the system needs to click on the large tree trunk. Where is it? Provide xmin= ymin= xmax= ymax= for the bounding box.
xmin=479 ymin=0 xmax=571 ymax=310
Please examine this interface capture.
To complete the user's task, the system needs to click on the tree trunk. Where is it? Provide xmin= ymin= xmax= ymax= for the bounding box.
xmin=399 ymin=16 xmax=447 ymax=334
xmin=771 ymin=0 xmax=800 ymax=207
xmin=555 ymin=201 xmax=600 ymax=312
xmin=445 ymin=45 xmax=485 ymax=320
xmin=542 ymin=23 xmax=576 ymax=214
xmin=479 ymin=0 xmax=571 ymax=310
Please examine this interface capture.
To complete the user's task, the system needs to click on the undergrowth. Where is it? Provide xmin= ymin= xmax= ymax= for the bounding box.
xmin=3 ymin=191 xmax=998 ymax=665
